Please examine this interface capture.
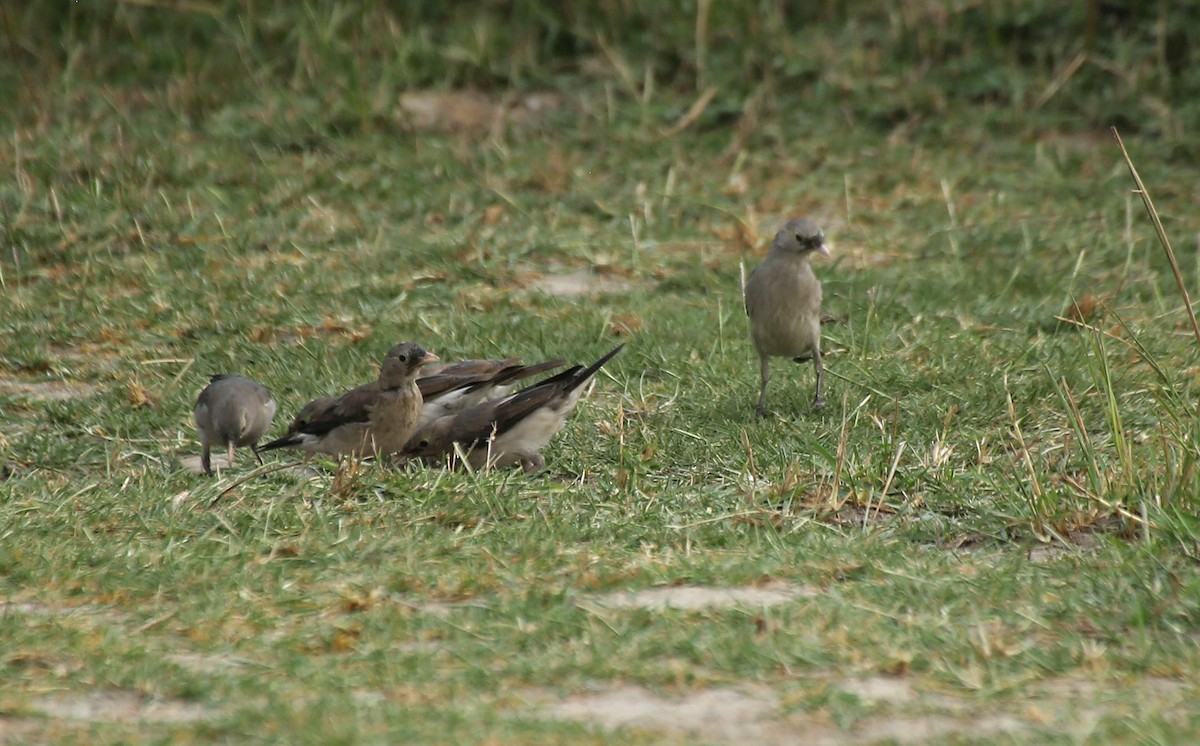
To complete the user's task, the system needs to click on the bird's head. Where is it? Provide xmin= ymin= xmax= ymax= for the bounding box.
xmin=399 ymin=418 xmax=453 ymax=460
xmin=380 ymin=342 xmax=440 ymax=385
xmin=387 ymin=342 xmax=439 ymax=366
xmin=772 ymin=218 xmax=830 ymax=258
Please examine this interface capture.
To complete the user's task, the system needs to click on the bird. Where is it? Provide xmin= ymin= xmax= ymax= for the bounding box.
xmin=417 ymin=357 xmax=567 ymax=427
xmin=258 ymin=342 xmax=439 ymax=459
xmin=743 ymin=217 xmax=831 ymax=417
xmin=193 ymin=374 xmax=277 ymax=476
xmin=401 ymin=344 xmax=624 ymax=473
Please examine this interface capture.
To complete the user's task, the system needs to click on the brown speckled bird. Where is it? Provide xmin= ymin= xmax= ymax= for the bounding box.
xmin=744 ymin=217 xmax=830 ymax=416
xmin=259 ymin=342 xmax=438 ymax=458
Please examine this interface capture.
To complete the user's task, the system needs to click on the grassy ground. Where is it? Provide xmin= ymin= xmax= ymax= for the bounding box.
xmin=4 ymin=3 xmax=1200 ymax=744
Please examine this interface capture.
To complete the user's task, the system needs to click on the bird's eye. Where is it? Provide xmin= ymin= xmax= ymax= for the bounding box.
xmin=795 ymin=234 xmax=803 ymax=243
xmin=398 ymin=354 xmax=407 ymax=362
xmin=418 ymin=439 xmax=429 ymax=449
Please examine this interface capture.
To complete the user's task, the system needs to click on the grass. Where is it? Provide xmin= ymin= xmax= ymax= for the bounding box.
xmin=4 ymin=2 xmax=1200 ymax=743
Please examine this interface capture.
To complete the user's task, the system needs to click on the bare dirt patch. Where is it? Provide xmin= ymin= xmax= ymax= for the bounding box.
xmin=589 ymin=582 xmax=813 ymax=612
xmin=31 ymin=690 xmax=219 ymax=723
xmin=1029 ymin=675 xmax=1189 ymax=713
xmin=167 ymin=652 xmax=251 ymax=675
xmin=854 ymin=714 xmax=1027 ymax=744
xmin=837 ymin=675 xmax=918 ymax=706
xmin=1026 ymin=522 xmax=1116 ymax=563
xmin=530 ymin=269 xmax=636 ymax=298
xmin=1 ymin=601 xmax=101 ymax=617
xmin=397 ymin=90 xmax=565 ymax=133
xmin=537 ymin=674 xmax=1197 ymax=744
xmin=540 ymin=683 xmax=1028 ymax=745
xmin=0 ymin=379 xmax=100 ymax=402
xmin=547 ymin=685 xmax=793 ymax=744
xmin=0 ymin=717 xmax=42 ymax=740
xmin=1 ymin=600 xmax=146 ymax=637
xmin=178 ymin=453 xmax=242 ymax=476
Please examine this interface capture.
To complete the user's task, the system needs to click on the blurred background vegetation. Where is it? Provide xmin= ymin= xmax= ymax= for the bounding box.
xmin=3 ymin=1 xmax=1197 ymax=144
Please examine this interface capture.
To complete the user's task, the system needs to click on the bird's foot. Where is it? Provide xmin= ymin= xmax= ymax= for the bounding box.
xmin=812 ymin=397 xmax=825 ymax=410
xmin=755 ymin=405 xmax=772 ymax=419
xmin=520 ymin=453 xmax=546 ymax=474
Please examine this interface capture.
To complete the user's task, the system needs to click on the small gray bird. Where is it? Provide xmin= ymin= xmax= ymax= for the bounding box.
xmin=259 ymin=342 xmax=439 ymax=459
xmin=402 ymin=344 xmax=623 ymax=473
xmin=744 ymin=217 xmax=830 ymax=417
xmin=193 ymin=374 xmax=277 ymax=476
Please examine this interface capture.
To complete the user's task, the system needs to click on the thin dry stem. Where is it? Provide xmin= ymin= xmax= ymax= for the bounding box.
xmin=831 ymin=392 xmax=851 ymax=510
xmin=1062 ymin=474 xmax=1149 ymax=527
xmin=1112 ymin=127 xmax=1200 ymax=348
xmin=208 ymin=461 xmax=302 ymax=507
xmin=740 ymin=427 xmax=757 ymax=482
xmin=660 ymin=85 xmax=718 ymax=137
xmin=1005 ymin=375 xmax=1047 ymax=539
xmin=694 ymin=0 xmax=711 ymax=89
xmin=1033 ymin=52 xmax=1086 ymax=108
xmin=866 ymin=440 xmax=906 ymax=528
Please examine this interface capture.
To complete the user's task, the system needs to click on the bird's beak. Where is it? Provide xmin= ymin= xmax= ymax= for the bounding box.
xmin=420 ymin=351 xmax=440 ymax=365
xmin=817 ymin=243 xmax=831 ymax=258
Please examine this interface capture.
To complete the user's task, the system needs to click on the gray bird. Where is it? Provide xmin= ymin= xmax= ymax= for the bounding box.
xmin=259 ymin=342 xmax=439 ymax=459
xmin=193 ymin=374 xmax=277 ymax=476
xmin=401 ymin=344 xmax=623 ymax=473
xmin=744 ymin=217 xmax=830 ymax=417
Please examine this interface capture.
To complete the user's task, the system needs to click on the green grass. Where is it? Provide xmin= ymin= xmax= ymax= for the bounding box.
xmin=4 ymin=2 xmax=1200 ymax=743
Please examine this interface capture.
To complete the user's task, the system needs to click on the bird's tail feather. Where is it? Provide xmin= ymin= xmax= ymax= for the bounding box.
xmin=466 ymin=358 xmax=568 ymax=393
xmin=568 ymin=343 xmax=625 ymax=392
xmin=258 ymin=435 xmax=302 ymax=452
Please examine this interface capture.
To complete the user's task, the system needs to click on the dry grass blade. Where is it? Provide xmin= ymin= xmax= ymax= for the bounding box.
xmin=831 ymin=393 xmax=851 ymax=511
xmin=1033 ymin=52 xmax=1086 ymax=108
xmin=1004 ymin=374 xmax=1047 ymax=541
xmin=207 ymin=461 xmax=303 ymax=506
xmin=694 ymin=0 xmax=711 ymax=88
xmin=1112 ymin=127 xmax=1200 ymax=348
xmin=866 ymin=440 xmax=906 ymax=528
xmin=660 ymin=85 xmax=718 ymax=137
xmin=1061 ymin=474 xmax=1150 ymax=528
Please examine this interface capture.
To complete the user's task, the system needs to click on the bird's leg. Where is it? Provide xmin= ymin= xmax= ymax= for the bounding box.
xmin=812 ymin=348 xmax=825 ymax=409
xmin=201 ymin=445 xmax=213 ymax=476
xmin=227 ymin=442 xmax=237 ymax=469
xmin=252 ymin=444 xmax=265 ymax=466
xmin=756 ymin=355 xmax=772 ymax=418
xmin=520 ymin=452 xmax=546 ymax=474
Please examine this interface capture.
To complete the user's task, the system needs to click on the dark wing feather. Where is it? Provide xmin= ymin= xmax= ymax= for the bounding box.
xmin=455 ymin=346 xmax=622 ymax=444
xmin=291 ymin=381 xmax=380 ymax=437
xmin=418 ymin=367 xmax=519 ymax=399
xmin=464 ymin=359 xmax=567 ymax=394
xmin=421 ymin=357 xmax=520 ymax=379
xmin=419 ymin=358 xmax=568 ymax=400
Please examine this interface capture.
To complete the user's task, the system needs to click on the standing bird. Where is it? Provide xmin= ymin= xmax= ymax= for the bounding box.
xmin=744 ymin=217 xmax=831 ymax=417
xmin=193 ymin=374 xmax=277 ymax=476
xmin=259 ymin=342 xmax=439 ymax=459
xmin=402 ymin=344 xmax=623 ymax=473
